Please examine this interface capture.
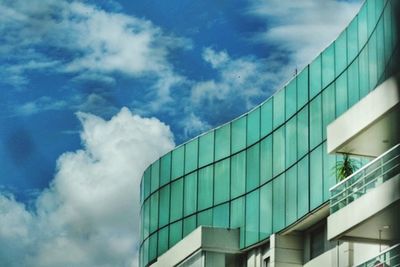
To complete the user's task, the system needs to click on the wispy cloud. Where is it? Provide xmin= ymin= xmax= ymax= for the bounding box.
xmin=13 ymin=96 xmax=67 ymax=116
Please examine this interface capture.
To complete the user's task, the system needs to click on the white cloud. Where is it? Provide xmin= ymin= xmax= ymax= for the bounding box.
xmin=13 ymin=96 xmax=68 ymax=116
xmin=0 ymin=107 xmax=175 ymax=267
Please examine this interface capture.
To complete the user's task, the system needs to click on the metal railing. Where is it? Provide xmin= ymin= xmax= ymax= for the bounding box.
xmin=330 ymin=144 xmax=400 ymax=213
xmin=357 ymin=243 xmax=400 ymax=267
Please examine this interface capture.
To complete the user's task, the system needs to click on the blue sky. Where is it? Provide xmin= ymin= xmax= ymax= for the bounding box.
xmin=0 ymin=0 xmax=361 ymax=266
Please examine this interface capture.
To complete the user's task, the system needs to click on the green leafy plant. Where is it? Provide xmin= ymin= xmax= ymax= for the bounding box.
xmin=334 ymin=154 xmax=360 ymax=182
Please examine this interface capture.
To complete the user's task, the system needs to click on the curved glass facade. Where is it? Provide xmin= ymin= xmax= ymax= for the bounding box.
xmin=139 ymin=0 xmax=397 ymax=266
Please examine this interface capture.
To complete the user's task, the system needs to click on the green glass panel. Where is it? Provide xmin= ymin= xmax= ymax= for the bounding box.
xmin=150 ymin=192 xmax=159 ymax=233
xmin=335 ymin=30 xmax=347 ymax=75
xmin=245 ymin=189 xmax=259 ymax=246
xmin=170 ymin=178 xmax=183 ymax=222
xmin=259 ymin=182 xmax=272 ymax=239
xmin=310 ymin=95 xmax=322 ymax=149
xmin=171 ymin=146 xmax=184 ymax=180
xmin=144 ymin=168 xmax=151 ymax=199
xmin=273 ymin=174 xmax=285 ymax=232
xmin=183 ymin=215 xmax=196 ymax=238
xmin=310 ymin=145 xmax=323 ymax=210
xmin=358 ymin=4 xmax=368 ymax=48
xmin=143 ymin=199 xmax=150 ymax=239
xmin=322 ymin=44 xmax=335 ymax=88
xmin=159 ymin=185 xmax=170 ymax=227
xmin=247 ymin=108 xmax=260 ymax=145
xmin=140 ymin=179 xmax=144 ymax=204
xmin=143 ymin=238 xmax=149 ymax=266
xmin=273 ymin=90 xmax=285 ymax=129
xmin=160 ymin=152 xmax=171 ymax=186
xmin=297 ymin=106 xmax=309 ymax=159
xmin=322 ymin=84 xmax=336 ymax=139
xmin=198 ymin=165 xmax=213 ymax=210
xmin=261 ymin=99 xmax=273 ymax=137
xmin=158 ymin=226 xmax=169 ymax=255
xmin=199 ymin=131 xmax=214 ymax=168
xmin=197 ymin=209 xmax=212 ymax=227
xmin=367 ymin=0 xmax=376 ymax=35
xmin=297 ymin=67 xmax=309 ymax=109
xmin=184 ymin=172 xmax=197 ymax=216
xmin=323 ymin=142 xmax=337 ymax=201
xmin=273 ymin=126 xmax=285 ymax=176
xmin=231 ymin=116 xmax=247 ymax=153
xmin=230 ymin=196 xmax=245 ymax=248
xmin=246 ymin=144 xmax=260 ymax=192
xmin=260 ymin=136 xmax=273 ymax=184
xmin=231 ymin=151 xmax=246 ymax=198
xmin=297 ymin=156 xmax=309 ymax=218
xmin=376 ymin=19 xmax=385 ymax=80
xmin=185 ymin=139 xmax=198 ymax=174
xmin=368 ymin=32 xmax=378 ymax=90
xmin=347 ymin=17 xmax=359 ymax=64
xmin=286 ymin=165 xmax=297 ymax=225
xmin=149 ymin=233 xmax=157 ymax=262
xmin=214 ymin=158 xmax=230 ymax=205
xmin=384 ymin=5 xmax=393 ymax=63
xmin=285 ymin=79 xmax=297 ymax=119
xmin=359 ymin=47 xmax=370 ymax=99
xmin=348 ymin=58 xmax=360 ymax=107
xmin=285 ymin=116 xmax=297 ymax=167
xmin=213 ymin=203 xmax=229 ymax=228
xmin=151 ymin=161 xmax=160 ymax=192
xmin=215 ymin=124 xmax=231 ymax=160
xmin=169 ymin=220 xmax=182 ymax=247
xmin=310 ymin=55 xmax=322 ymax=98
xmin=335 ymin=71 xmax=348 ymax=117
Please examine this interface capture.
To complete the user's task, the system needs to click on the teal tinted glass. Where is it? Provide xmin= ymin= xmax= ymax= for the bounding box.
xmin=158 ymin=226 xmax=169 ymax=255
xmin=144 ymin=168 xmax=151 ymax=199
xmin=246 ymin=144 xmax=260 ymax=192
xmin=169 ymin=220 xmax=182 ymax=247
xmin=273 ymin=174 xmax=285 ymax=232
xmin=285 ymin=165 xmax=297 ymax=225
xmin=273 ymin=90 xmax=285 ymax=129
xmin=335 ymin=71 xmax=348 ymax=117
xmin=245 ymin=190 xmax=260 ymax=246
xmin=359 ymin=47 xmax=370 ymax=98
xmin=197 ymin=209 xmax=212 ymax=227
xmin=247 ymin=108 xmax=260 ymax=145
xmin=367 ymin=0 xmax=376 ymax=35
xmin=322 ymin=84 xmax=336 ymax=139
xmin=285 ymin=79 xmax=297 ymax=119
xmin=323 ymin=142 xmax=337 ymax=201
xmin=171 ymin=146 xmax=184 ymax=180
xmin=310 ymin=55 xmax=322 ymax=98
xmin=348 ymin=59 xmax=360 ymax=107
xmin=376 ymin=19 xmax=385 ymax=80
xmin=198 ymin=165 xmax=213 ymax=210
xmin=384 ymin=5 xmax=393 ymax=63
xmin=214 ymin=158 xmax=230 ymax=204
xmin=215 ymin=124 xmax=231 ymax=161
xmin=261 ymin=99 xmax=273 ymax=137
xmin=231 ymin=116 xmax=247 ymax=153
xmin=335 ymin=30 xmax=347 ymax=75
xmin=231 ymin=151 xmax=246 ymax=198
xmin=184 ymin=172 xmax=197 ymax=216
xmin=273 ymin=126 xmax=285 ymax=176
xmin=199 ymin=131 xmax=214 ymax=168
xmin=310 ymin=145 xmax=323 ymax=209
xmin=151 ymin=161 xmax=160 ymax=192
xmin=322 ymin=44 xmax=335 ymax=88
xmin=297 ymin=67 xmax=309 ymax=109
xmin=170 ymin=178 xmax=183 ymax=222
xmin=143 ymin=239 xmax=149 ymax=266
xmin=358 ymin=4 xmax=368 ymax=48
xmin=285 ymin=116 xmax=297 ymax=167
xmin=160 ymin=153 xmax=171 ymax=186
xmin=297 ymin=106 xmax=309 ymax=159
xmin=183 ymin=215 xmax=196 ymax=237
xmin=347 ymin=17 xmax=359 ymax=63
xmin=297 ymin=156 xmax=309 ymax=218
xmin=159 ymin=185 xmax=170 ymax=227
xmin=143 ymin=199 xmax=150 ymax=238
xmin=185 ymin=139 xmax=198 ymax=174
xmin=230 ymin=196 xmax=245 ymax=248
xmin=310 ymin=95 xmax=322 ymax=149
xmin=368 ymin=32 xmax=377 ymax=90
xmin=260 ymin=136 xmax=273 ymax=183
xmin=259 ymin=182 xmax=272 ymax=239
xmin=149 ymin=233 xmax=157 ymax=262
xmin=150 ymin=192 xmax=159 ymax=233
xmin=213 ymin=203 xmax=229 ymax=228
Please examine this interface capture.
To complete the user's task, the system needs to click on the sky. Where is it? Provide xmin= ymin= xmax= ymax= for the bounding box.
xmin=0 ymin=0 xmax=362 ymax=266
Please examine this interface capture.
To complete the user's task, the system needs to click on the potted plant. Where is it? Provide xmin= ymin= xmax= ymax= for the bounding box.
xmin=334 ymin=153 xmax=360 ymax=182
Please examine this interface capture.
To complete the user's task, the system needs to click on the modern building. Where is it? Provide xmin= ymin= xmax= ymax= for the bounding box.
xmin=139 ymin=0 xmax=399 ymax=266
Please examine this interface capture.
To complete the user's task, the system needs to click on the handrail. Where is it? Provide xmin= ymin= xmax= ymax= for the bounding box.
xmin=356 ymin=243 xmax=400 ymax=267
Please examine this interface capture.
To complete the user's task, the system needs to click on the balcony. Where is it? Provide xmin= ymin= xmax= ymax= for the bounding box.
xmin=357 ymin=243 xmax=400 ymax=267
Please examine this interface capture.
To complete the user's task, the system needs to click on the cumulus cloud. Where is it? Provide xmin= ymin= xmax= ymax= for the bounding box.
xmin=0 ymin=108 xmax=175 ymax=267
